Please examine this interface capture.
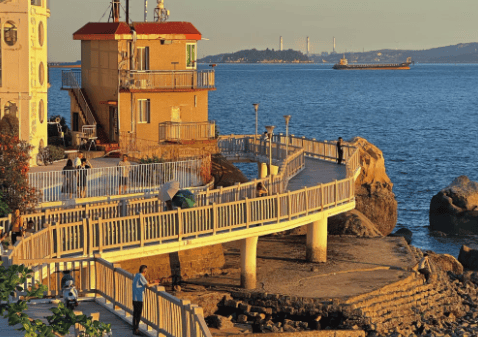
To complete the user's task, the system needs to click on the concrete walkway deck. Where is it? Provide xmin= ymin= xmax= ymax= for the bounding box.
xmin=0 ymin=299 xmax=136 ymax=337
xmin=30 ymin=157 xmax=123 ymax=173
xmin=287 ymin=158 xmax=347 ymax=191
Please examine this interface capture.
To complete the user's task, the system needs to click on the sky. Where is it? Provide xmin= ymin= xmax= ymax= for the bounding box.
xmin=48 ymin=0 xmax=478 ymax=62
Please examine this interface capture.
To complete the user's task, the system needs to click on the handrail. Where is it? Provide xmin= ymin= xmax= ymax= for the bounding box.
xmin=61 ymin=70 xmax=96 ymax=126
xmin=19 ymin=257 xmax=211 ymax=337
xmin=120 ymin=69 xmax=215 ymax=90
xmin=159 ymin=121 xmax=216 ymax=142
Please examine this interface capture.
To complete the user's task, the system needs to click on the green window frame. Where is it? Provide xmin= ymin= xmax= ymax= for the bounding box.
xmin=186 ymin=43 xmax=196 ymax=69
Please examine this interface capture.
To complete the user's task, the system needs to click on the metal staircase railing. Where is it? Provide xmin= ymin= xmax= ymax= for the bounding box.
xmin=61 ymin=70 xmax=97 ymax=127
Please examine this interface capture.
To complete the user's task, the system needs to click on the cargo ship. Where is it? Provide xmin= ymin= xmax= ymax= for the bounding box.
xmin=333 ymin=57 xmax=412 ymax=70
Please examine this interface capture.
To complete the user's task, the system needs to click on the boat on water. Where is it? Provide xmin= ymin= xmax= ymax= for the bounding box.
xmin=333 ymin=57 xmax=412 ymax=70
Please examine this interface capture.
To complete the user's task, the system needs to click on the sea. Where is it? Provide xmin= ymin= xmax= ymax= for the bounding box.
xmin=48 ymin=64 xmax=478 ymax=257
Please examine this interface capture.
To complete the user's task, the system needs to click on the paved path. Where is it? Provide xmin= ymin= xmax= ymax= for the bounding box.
xmin=287 ymin=158 xmax=347 ymax=191
xmin=0 ymin=300 xmax=136 ymax=337
xmin=30 ymin=157 xmax=123 ymax=173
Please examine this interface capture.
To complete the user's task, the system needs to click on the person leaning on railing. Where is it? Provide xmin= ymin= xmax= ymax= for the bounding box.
xmin=132 ymin=265 xmax=159 ymax=335
xmin=256 ymin=182 xmax=268 ymax=197
xmin=10 ymin=209 xmax=24 ymax=245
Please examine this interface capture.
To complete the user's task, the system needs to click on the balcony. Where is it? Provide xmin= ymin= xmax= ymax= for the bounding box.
xmin=159 ymin=121 xmax=216 ymax=142
xmin=120 ymin=70 xmax=215 ymax=91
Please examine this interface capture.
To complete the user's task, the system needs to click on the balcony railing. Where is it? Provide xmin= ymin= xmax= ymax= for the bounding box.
xmin=120 ymin=70 xmax=215 ymax=91
xmin=159 ymin=121 xmax=216 ymax=142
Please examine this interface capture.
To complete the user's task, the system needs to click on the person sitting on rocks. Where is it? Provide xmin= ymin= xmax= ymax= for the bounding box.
xmin=418 ymin=253 xmax=432 ymax=283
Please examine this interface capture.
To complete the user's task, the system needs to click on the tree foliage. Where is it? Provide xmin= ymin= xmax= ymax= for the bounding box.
xmin=0 ymin=263 xmax=111 ymax=337
xmin=0 ymin=134 xmax=39 ymax=213
xmin=0 ymin=114 xmax=20 ymax=137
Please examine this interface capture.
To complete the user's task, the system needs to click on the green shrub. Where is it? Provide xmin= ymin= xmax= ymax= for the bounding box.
xmin=139 ymin=155 xmax=164 ymax=164
xmin=47 ymin=145 xmax=65 ymax=161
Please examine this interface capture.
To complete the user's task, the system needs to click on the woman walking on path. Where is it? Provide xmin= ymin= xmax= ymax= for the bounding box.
xmin=62 ymin=159 xmax=76 ymax=199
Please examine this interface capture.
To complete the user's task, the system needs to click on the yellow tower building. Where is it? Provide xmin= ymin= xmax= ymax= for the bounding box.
xmin=0 ymin=0 xmax=50 ymax=164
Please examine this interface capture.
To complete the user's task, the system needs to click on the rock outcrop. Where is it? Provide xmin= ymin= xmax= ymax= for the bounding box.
xmin=428 ymin=251 xmax=464 ymax=275
xmin=340 ymin=137 xmax=397 ymax=236
xmin=328 ymin=209 xmax=383 ymax=237
xmin=458 ymin=245 xmax=478 ymax=270
xmin=389 ymin=228 xmax=413 ymax=244
xmin=430 ymin=176 xmax=478 ymax=235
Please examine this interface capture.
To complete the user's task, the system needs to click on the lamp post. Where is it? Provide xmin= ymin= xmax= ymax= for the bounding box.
xmin=253 ymin=103 xmax=259 ymax=139
xmin=283 ymin=115 xmax=291 ymax=156
xmin=265 ymin=125 xmax=275 ymax=176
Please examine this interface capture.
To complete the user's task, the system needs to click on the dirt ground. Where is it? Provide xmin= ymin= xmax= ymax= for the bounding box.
xmin=186 ymin=235 xmax=417 ymax=300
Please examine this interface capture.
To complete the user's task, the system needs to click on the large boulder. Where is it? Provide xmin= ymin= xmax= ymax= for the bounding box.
xmin=458 ymin=245 xmax=478 ymax=270
xmin=429 ymin=176 xmax=478 ymax=235
xmin=350 ymin=137 xmax=398 ymax=236
xmin=389 ymin=228 xmax=413 ymax=244
xmin=328 ymin=209 xmax=383 ymax=237
xmin=429 ymin=252 xmax=464 ymax=275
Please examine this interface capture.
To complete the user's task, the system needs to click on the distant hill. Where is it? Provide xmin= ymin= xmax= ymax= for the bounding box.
xmin=198 ymin=48 xmax=310 ymax=63
xmin=310 ymin=43 xmax=478 ymax=64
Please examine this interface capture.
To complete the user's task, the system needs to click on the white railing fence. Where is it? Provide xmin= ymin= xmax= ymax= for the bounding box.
xmin=16 ymin=257 xmax=211 ymax=337
xmin=29 ymin=159 xmax=206 ymax=203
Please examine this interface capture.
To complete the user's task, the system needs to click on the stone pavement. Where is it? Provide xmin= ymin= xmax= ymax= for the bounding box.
xmin=186 ymin=236 xmax=417 ymax=300
xmin=287 ymin=158 xmax=347 ymax=191
xmin=0 ymin=300 xmax=136 ymax=337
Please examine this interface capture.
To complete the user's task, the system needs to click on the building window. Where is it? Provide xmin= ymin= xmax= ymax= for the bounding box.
xmin=186 ymin=44 xmax=196 ymax=68
xmin=39 ymin=100 xmax=44 ymax=123
xmin=138 ymin=99 xmax=150 ymax=123
xmin=39 ymin=62 xmax=45 ymax=85
xmin=4 ymin=101 xmax=17 ymax=117
xmin=136 ymin=47 xmax=149 ymax=71
xmin=38 ymin=21 xmax=44 ymax=47
xmin=4 ymin=21 xmax=17 ymax=46
xmin=31 ymin=0 xmax=42 ymax=6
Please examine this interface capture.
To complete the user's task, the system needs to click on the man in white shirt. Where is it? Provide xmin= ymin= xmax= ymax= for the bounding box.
xmin=73 ymin=152 xmax=83 ymax=169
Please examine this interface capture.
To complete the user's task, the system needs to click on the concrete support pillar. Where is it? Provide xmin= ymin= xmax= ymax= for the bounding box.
xmin=240 ymin=236 xmax=259 ymax=289
xmin=306 ymin=217 xmax=328 ymax=263
xmin=258 ymin=162 xmax=268 ymax=179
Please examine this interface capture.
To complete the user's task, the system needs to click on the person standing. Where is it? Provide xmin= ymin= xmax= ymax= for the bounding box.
xmin=336 ymin=137 xmax=344 ymax=165
xmin=418 ymin=253 xmax=432 ymax=283
xmin=10 ymin=209 xmax=23 ymax=245
xmin=62 ymin=159 xmax=76 ymax=199
xmin=132 ymin=265 xmax=158 ymax=335
xmin=78 ymin=158 xmax=92 ymax=198
xmin=73 ymin=152 xmax=83 ymax=169
xmin=117 ymin=154 xmax=132 ymax=195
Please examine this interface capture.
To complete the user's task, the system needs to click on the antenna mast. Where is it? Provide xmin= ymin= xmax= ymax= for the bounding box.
xmin=154 ymin=0 xmax=170 ymax=22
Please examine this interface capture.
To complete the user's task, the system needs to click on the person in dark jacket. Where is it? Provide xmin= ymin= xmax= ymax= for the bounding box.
xmin=336 ymin=137 xmax=344 ymax=165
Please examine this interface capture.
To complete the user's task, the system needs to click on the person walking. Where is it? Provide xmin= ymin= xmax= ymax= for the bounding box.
xmin=132 ymin=265 xmax=158 ymax=335
xmin=62 ymin=159 xmax=76 ymax=199
xmin=336 ymin=137 xmax=344 ymax=165
xmin=117 ymin=154 xmax=132 ymax=195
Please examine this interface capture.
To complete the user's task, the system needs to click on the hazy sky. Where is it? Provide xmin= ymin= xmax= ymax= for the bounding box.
xmin=48 ymin=0 xmax=478 ymax=62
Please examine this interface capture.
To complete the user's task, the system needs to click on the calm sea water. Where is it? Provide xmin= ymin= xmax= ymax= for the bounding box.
xmin=49 ymin=64 xmax=478 ymax=256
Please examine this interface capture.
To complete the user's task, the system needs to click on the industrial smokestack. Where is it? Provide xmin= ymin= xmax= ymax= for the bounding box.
xmin=280 ymin=36 xmax=283 ymax=51
xmin=113 ymin=0 xmax=121 ymax=23
xmin=333 ymin=37 xmax=336 ymax=53
xmin=307 ymin=36 xmax=310 ymax=55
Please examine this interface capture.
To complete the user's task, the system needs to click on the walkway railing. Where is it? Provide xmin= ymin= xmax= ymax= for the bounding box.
xmin=120 ymin=70 xmax=215 ymax=91
xmin=29 ymin=158 xmax=206 ymax=203
xmin=159 ymin=121 xmax=216 ymax=142
xmin=18 ymin=257 xmax=211 ymax=337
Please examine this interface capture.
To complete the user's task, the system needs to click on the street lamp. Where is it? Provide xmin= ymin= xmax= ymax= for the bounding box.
xmin=265 ymin=125 xmax=275 ymax=176
xmin=253 ymin=103 xmax=259 ymax=139
xmin=283 ymin=115 xmax=291 ymax=156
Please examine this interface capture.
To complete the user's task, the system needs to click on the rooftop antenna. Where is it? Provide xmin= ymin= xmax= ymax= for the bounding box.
xmin=154 ymin=0 xmax=170 ymax=22
xmin=144 ymin=0 xmax=148 ymax=22
xmin=110 ymin=0 xmax=121 ymax=23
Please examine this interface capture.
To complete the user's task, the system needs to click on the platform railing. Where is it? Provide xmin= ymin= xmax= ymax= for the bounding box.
xmin=28 ymin=158 xmax=206 ymax=203
xmin=61 ymin=70 xmax=96 ymax=126
xmin=159 ymin=121 xmax=216 ymax=142
xmin=16 ymin=257 xmax=211 ymax=337
xmin=120 ymin=70 xmax=215 ymax=90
